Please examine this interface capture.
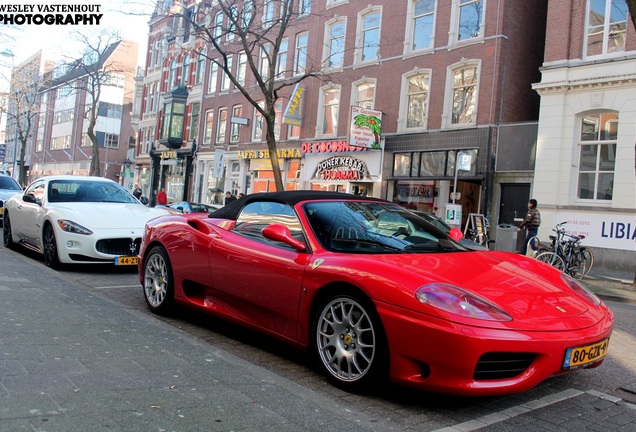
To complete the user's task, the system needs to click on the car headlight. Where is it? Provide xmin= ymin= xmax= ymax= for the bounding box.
xmin=561 ymin=273 xmax=601 ymax=306
xmin=416 ymin=283 xmax=512 ymax=321
xmin=56 ymin=219 xmax=93 ymax=235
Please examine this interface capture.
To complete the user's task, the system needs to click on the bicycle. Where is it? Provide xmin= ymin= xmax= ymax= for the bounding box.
xmin=534 ymin=222 xmax=588 ymax=279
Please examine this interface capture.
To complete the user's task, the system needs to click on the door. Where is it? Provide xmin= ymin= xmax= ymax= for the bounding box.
xmin=499 ymin=183 xmax=530 ymax=226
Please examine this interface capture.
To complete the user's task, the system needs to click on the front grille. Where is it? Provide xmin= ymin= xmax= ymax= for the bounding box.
xmin=474 ymin=352 xmax=535 ymax=380
xmin=96 ymin=237 xmax=142 ymax=256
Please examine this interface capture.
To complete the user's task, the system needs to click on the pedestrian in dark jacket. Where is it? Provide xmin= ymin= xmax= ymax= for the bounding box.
xmin=518 ymin=199 xmax=541 ymax=255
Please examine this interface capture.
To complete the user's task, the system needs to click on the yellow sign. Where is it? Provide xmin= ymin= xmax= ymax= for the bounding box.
xmin=237 ymin=148 xmax=301 ymax=159
xmin=160 ymin=150 xmax=177 ymax=159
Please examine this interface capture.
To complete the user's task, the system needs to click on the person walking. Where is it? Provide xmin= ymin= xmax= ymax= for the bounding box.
xmin=518 ymin=199 xmax=541 ymax=255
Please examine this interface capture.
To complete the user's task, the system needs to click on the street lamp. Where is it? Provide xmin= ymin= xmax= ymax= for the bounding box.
xmin=0 ymin=49 xmax=18 ymax=181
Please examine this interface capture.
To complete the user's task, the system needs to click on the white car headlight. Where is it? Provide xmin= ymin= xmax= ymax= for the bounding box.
xmin=56 ymin=219 xmax=93 ymax=235
xmin=416 ymin=283 xmax=512 ymax=321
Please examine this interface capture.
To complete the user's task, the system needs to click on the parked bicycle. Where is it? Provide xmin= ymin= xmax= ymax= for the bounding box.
xmin=534 ymin=222 xmax=592 ymax=279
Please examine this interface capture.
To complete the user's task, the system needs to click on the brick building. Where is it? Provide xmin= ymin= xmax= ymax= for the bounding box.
xmin=135 ymin=0 xmax=548 ymax=232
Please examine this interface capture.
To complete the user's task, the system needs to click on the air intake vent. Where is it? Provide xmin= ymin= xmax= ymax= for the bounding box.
xmin=474 ymin=352 xmax=535 ymax=380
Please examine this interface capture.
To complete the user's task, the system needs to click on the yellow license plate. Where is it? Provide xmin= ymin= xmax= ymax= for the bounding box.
xmin=0 ymin=207 xmax=4 ymax=214
xmin=563 ymin=339 xmax=609 ymax=369
xmin=115 ymin=256 xmax=138 ymax=266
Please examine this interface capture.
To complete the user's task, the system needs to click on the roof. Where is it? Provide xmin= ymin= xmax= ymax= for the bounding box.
xmin=209 ymin=191 xmax=386 ymax=220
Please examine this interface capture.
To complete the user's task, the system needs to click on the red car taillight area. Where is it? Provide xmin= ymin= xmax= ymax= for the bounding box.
xmin=416 ymin=283 xmax=512 ymax=322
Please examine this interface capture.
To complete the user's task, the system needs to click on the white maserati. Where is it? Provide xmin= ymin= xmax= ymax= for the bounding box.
xmin=2 ymin=175 xmax=170 ymax=268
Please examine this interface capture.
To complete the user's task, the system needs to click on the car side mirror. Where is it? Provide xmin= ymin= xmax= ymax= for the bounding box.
xmin=140 ymin=197 xmax=149 ymax=205
xmin=448 ymin=227 xmax=464 ymax=242
xmin=23 ymin=194 xmax=38 ymax=204
xmin=262 ymin=224 xmax=306 ymax=251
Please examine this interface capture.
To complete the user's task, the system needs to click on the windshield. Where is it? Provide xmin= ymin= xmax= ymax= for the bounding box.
xmin=303 ymin=201 xmax=466 ymax=254
xmin=48 ymin=180 xmax=139 ymax=204
xmin=0 ymin=176 xmax=22 ymax=191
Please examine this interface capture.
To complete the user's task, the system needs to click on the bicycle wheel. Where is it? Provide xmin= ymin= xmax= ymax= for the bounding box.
xmin=526 ymin=235 xmax=544 ymax=257
xmin=566 ymin=250 xmax=586 ymax=280
xmin=580 ymin=247 xmax=594 ymax=275
xmin=535 ymin=251 xmax=565 ymax=272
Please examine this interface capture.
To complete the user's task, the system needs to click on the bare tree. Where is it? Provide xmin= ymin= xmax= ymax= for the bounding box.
xmin=63 ymin=30 xmax=134 ymax=177
xmin=160 ymin=0 xmax=324 ymax=191
xmin=0 ymin=57 xmax=46 ymax=185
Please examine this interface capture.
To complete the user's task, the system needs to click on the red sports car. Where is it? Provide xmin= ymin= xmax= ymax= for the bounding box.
xmin=138 ymin=191 xmax=614 ymax=396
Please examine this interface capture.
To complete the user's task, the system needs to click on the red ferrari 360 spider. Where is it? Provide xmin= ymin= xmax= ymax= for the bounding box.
xmin=138 ymin=191 xmax=614 ymax=396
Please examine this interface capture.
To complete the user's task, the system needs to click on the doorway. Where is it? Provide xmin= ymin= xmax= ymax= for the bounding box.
xmin=499 ymin=183 xmax=530 ymax=225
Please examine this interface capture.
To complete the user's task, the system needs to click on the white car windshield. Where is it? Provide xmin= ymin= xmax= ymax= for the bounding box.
xmin=0 ymin=176 xmax=22 ymax=191
xmin=48 ymin=180 xmax=139 ymax=204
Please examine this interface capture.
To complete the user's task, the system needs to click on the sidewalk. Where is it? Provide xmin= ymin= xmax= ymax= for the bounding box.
xmin=583 ymin=267 xmax=636 ymax=304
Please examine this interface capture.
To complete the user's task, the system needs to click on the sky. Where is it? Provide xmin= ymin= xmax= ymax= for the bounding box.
xmin=2 ymin=0 xmax=155 ymax=67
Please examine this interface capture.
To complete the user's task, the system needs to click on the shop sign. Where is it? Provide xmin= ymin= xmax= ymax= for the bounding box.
xmin=160 ymin=150 xmax=178 ymax=159
xmin=315 ymin=156 xmax=367 ymax=181
xmin=237 ymin=148 xmax=301 ymax=159
xmin=301 ymin=140 xmax=368 ymax=154
xmin=396 ymin=182 xmax=437 ymax=203
xmin=282 ymin=83 xmax=305 ymax=126
xmin=249 ymin=159 xmax=273 ymax=171
xmin=350 ymin=106 xmax=383 ymax=149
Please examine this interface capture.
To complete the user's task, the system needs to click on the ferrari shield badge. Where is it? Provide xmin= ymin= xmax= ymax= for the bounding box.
xmin=311 ymin=259 xmax=324 ymax=270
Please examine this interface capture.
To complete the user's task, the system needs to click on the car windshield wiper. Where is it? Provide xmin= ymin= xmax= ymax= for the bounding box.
xmin=332 ymin=238 xmax=403 ymax=252
xmin=403 ymin=242 xmax=445 ymax=252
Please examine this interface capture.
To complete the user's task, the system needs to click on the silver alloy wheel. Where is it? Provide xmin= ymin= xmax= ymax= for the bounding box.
xmin=316 ymin=297 xmax=376 ymax=383
xmin=144 ymin=250 xmax=169 ymax=308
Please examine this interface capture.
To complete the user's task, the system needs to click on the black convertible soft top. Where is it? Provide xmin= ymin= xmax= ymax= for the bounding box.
xmin=208 ymin=190 xmax=386 ymax=220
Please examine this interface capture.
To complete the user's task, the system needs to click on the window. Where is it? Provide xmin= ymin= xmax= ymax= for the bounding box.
xmin=294 ymin=32 xmax=308 ymax=75
xmin=204 ymin=110 xmax=214 ymax=144
xmin=353 ymin=80 xmax=375 ymax=108
xmin=181 ymin=54 xmax=190 ymax=85
xmin=402 ymin=71 xmax=430 ymax=130
xmin=253 ymin=101 xmax=264 ymax=141
xmin=51 ymin=135 xmax=71 ymax=150
xmin=227 ymin=5 xmax=237 ymax=41
xmin=234 ymin=201 xmax=303 ymax=249
xmin=242 ymin=0 xmax=253 ymax=29
xmin=237 ymin=52 xmax=247 ymax=86
xmin=217 ymin=108 xmax=228 ymax=143
xmin=195 ymin=52 xmax=205 ymax=85
xmin=167 ymin=59 xmax=177 ymax=88
xmin=190 ymin=102 xmax=199 ymax=141
xmin=260 ymin=44 xmax=271 ymax=77
xmin=408 ymin=0 xmax=435 ymax=52
xmin=450 ymin=64 xmax=478 ymax=125
xmin=358 ymin=9 xmax=381 ymax=63
xmin=324 ymin=19 xmax=346 ymax=69
xmin=263 ymin=0 xmax=275 ymax=26
xmin=276 ymin=38 xmax=288 ymax=78
xmin=81 ymin=133 xmax=92 ymax=147
xmin=299 ymin=0 xmax=311 ymax=15
xmin=231 ymin=105 xmax=242 ymax=142
xmin=585 ymin=0 xmax=627 ymax=57
xmin=274 ymin=99 xmax=283 ymax=141
xmin=208 ymin=61 xmax=218 ymax=94
xmin=214 ymin=12 xmax=223 ymax=39
xmin=319 ymin=86 xmax=340 ymax=137
xmin=455 ymin=0 xmax=483 ymax=42
xmin=221 ymin=56 xmax=233 ymax=90
xmin=577 ymin=112 xmax=617 ymax=200
xmin=105 ymin=133 xmax=119 ymax=149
